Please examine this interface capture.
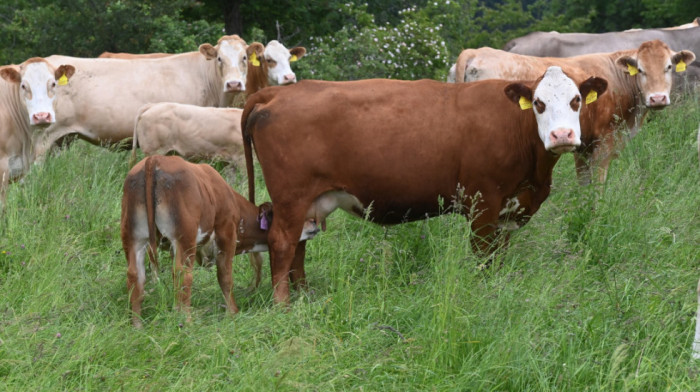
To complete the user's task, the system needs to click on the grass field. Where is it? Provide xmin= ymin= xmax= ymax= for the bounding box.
xmin=0 ymin=95 xmax=699 ymax=391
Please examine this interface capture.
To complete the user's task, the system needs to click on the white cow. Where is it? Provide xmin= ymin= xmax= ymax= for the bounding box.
xmin=0 ymin=59 xmax=75 ymax=208
xmin=33 ymin=35 xmax=262 ymax=158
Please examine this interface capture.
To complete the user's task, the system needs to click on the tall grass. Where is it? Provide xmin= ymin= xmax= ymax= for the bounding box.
xmin=0 ymin=95 xmax=698 ymax=390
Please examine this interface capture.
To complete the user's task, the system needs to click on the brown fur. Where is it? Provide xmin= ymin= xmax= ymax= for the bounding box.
xmin=242 ymin=76 xmax=607 ymax=304
xmin=121 ymin=155 xmax=273 ymax=327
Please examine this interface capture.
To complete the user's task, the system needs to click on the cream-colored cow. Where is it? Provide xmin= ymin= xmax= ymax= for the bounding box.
xmin=33 ymin=35 xmax=262 ymax=159
xmin=0 ymin=59 xmax=75 ymax=208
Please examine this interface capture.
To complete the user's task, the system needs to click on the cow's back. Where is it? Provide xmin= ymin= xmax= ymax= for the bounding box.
xmin=46 ymin=54 xmax=216 ymax=144
xmin=246 ymin=79 xmax=540 ymax=223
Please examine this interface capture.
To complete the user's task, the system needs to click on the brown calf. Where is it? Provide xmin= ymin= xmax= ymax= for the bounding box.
xmin=121 ymin=155 xmax=318 ymax=327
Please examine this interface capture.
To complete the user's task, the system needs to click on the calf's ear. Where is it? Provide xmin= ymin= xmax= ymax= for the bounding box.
xmin=257 ymin=202 xmax=273 ymax=230
xmin=289 ymin=46 xmax=306 ymax=62
xmin=199 ymin=43 xmax=218 ymax=60
xmin=504 ymin=83 xmax=533 ymax=110
xmin=615 ymin=55 xmax=639 ymax=75
xmin=0 ymin=66 xmax=21 ymax=84
xmin=578 ymin=76 xmax=608 ymax=104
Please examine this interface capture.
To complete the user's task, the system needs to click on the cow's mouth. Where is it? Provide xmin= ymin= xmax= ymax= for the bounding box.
xmin=548 ymin=144 xmax=577 ymax=155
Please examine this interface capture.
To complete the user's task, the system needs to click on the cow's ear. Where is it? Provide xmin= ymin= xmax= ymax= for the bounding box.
xmin=55 ymin=65 xmax=75 ymax=82
xmin=671 ymin=50 xmax=696 ymax=73
xmin=289 ymin=46 xmax=306 ymax=62
xmin=199 ymin=43 xmax=218 ymax=60
xmin=616 ymin=55 xmax=639 ymax=75
xmin=0 ymin=66 xmax=21 ymax=84
xmin=578 ymin=76 xmax=608 ymax=104
xmin=504 ymin=83 xmax=533 ymax=110
xmin=247 ymin=42 xmax=264 ymax=67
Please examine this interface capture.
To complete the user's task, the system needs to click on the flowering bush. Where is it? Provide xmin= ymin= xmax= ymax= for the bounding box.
xmin=295 ymin=3 xmax=448 ymax=81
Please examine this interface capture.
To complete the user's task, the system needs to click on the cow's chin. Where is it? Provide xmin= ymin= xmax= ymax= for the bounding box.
xmin=548 ymin=144 xmax=577 ymax=155
xmin=646 ymin=103 xmax=669 ymax=111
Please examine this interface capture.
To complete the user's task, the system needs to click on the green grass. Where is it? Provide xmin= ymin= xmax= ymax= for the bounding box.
xmin=0 ymin=96 xmax=699 ymax=391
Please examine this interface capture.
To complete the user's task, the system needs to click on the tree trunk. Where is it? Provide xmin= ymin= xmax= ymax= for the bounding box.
xmin=223 ymin=0 xmax=243 ymax=35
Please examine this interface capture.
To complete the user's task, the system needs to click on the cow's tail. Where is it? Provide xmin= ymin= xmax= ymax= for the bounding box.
xmin=241 ymin=94 xmax=265 ymax=204
xmin=144 ymin=156 xmax=159 ymax=273
xmin=129 ymin=103 xmax=153 ymax=168
xmin=454 ymin=49 xmax=476 ymax=83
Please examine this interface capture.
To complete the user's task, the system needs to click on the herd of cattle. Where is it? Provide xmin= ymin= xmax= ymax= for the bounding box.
xmin=1 ymin=20 xmax=699 ymax=351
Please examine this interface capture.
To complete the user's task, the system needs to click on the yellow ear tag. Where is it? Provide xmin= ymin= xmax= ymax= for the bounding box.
xmin=676 ymin=60 xmax=686 ymax=73
xmin=627 ymin=64 xmax=638 ymax=76
xmin=250 ymin=52 xmax=261 ymax=67
xmin=290 ymin=54 xmax=298 ymax=62
xmin=519 ymin=96 xmax=532 ymax=110
xmin=58 ymin=74 xmax=68 ymax=86
xmin=585 ymin=90 xmax=598 ymax=104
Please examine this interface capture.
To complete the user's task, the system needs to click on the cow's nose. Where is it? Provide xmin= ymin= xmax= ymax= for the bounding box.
xmin=32 ymin=112 xmax=52 ymax=125
xmin=282 ymin=74 xmax=297 ymax=84
xmin=648 ymin=94 xmax=669 ymax=107
xmin=548 ymin=128 xmax=578 ymax=153
xmin=225 ymin=80 xmax=244 ymax=92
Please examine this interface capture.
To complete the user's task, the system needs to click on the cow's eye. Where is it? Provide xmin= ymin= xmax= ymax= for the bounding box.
xmin=666 ymin=64 xmax=672 ymax=72
xmin=217 ymin=57 xmax=222 ymax=62
xmin=51 ymin=81 xmax=56 ymax=88
xmin=534 ymin=99 xmax=546 ymax=114
xmin=20 ymin=83 xmax=26 ymax=90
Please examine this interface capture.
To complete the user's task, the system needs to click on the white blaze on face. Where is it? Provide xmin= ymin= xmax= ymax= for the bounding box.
xmin=264 ymin=40 xmax=298 ymax=85
xmin=532 ymin=66 xmax=582 ymax=153
xmin=217 ymin=39 xmax=249 ymax=92
xmin=636 ymin=55 xmax=673 ymax=108
xmin=21 ymin=62 xmax=59 ymax=126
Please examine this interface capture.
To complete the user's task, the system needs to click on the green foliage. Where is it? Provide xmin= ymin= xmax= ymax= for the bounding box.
xmin=0 ymin=0 xmax=224 ymax=64
xmin=294 ymin=3 xmax=448 ymax=81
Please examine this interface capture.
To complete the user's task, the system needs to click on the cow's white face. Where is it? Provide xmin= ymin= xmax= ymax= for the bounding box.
xmin=264 ymin=40 xmax=306 ymax=85
xmin=616 ymin=40 xmax=696 ymax=108
xmin=200 ymin=35 xmax=258 ymax=93
xmin=0 ymin=59 xmax=75 ymax=126
xmin=505 ymin=66 xmax=608 ymax=154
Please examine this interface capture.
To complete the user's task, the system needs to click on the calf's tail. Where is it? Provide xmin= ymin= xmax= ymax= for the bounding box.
xmin=144 ymin=156 xmax=159 ymax=272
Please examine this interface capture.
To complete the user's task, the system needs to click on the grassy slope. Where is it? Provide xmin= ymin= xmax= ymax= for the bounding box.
xmin=0 ymin=96 xmax=698 ymax=391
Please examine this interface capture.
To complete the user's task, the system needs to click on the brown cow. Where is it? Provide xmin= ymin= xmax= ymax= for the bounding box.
xmin=450 ymin=41 xmax=696 ymax=183
xmin=242 ymin=67 xmax=608 ymax=304
xmin=121 ymin=155 xmax=319 ymax=327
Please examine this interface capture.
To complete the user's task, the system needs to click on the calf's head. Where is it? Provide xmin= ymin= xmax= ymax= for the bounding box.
xmin=199 ymin=34 xmax=264 ymax=93
xmin=0 ymin=59 xmax=75 ymax=126
xmin=505 ymin=66 xmax=608 ymax=154
xmin=256 ymin=202 xmax=320 ymax=242
xmin=616 ymin=40 xmax=696 ymax=108
xmin=263 ymin=40 xmax=306 ymax=85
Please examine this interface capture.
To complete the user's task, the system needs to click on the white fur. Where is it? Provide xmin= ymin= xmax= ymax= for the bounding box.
xmin=532 ymin=66 xmax=582 ymax=150
xmin=20 ymin=62 xmax=58 ymax=125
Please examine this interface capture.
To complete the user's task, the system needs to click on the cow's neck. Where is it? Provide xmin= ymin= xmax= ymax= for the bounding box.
xmin=610 ymin=58 xmax=649 ymax=138
xmin=0 ymin=82 xmax=34 ymax=175
xmin=196 ymin=55 xmax=230 ymax=107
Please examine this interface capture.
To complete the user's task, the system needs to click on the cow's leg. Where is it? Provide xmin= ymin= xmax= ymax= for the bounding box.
xmin=172 ymin=239 xmax=195 ymax=321
xmin=268 ymin=208 xmax=307 ymax=304
xmin=247 ymin=253 xmax=263 ymax=290
xmin=214 ymin=233 xmax=238 ymax=314
xmin=573 ymin=151 xmax=593 ymax=186
xmin=126 ymin=240 xmax=147 ymax=328
xmin=289 ymin=240 xmax=307 ymax=290
xmin=591 ymin=132 xmax=620 ymax=184
xmin=692 ymin=277 xmax=700 ymax=359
